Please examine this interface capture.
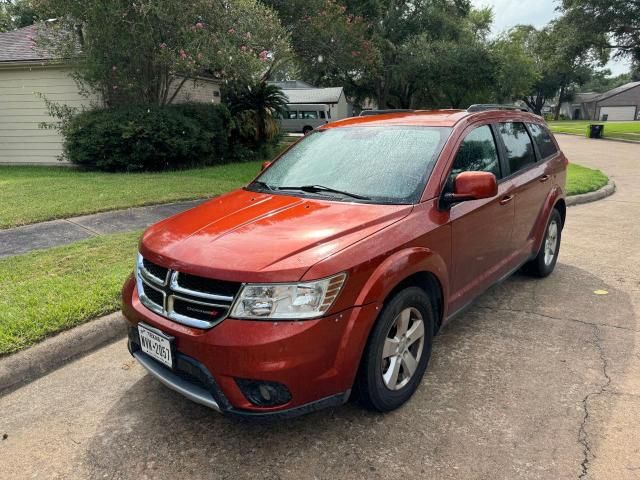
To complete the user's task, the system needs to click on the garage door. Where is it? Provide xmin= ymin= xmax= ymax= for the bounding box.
xmin=0 ymin=66 xmax=93 ymax=164
xmin=599 ymin=106 xmax=637 ymax=121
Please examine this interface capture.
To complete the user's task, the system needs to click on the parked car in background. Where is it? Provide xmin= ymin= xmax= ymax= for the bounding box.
xmin=122 ymin=107 xmax=568 ymax=420
xmin=277 ymin=103 xmax=330 ymax=134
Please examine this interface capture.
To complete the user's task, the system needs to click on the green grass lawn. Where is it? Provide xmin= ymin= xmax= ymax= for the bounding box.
xmin=548 ymin=120 xmax=640 ymax=142
xmin=0 ymin=231 xmax=140 ymax=356
xmin=0 ymin=160 xmax=265 ymax=229
xmin=567 ymin=163 xmax=609 ymax=196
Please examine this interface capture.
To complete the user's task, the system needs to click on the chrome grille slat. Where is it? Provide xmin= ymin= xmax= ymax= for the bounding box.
xmin=136 ymin=254 xmax=239 ymax=330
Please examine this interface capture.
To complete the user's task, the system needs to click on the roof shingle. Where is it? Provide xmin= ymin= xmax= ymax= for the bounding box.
xmin=0 ymin=24 xmax=55 ymax=63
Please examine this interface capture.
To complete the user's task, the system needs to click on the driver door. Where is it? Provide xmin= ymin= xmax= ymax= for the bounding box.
xmin=447 ymin=124 xmax=516 ymax=313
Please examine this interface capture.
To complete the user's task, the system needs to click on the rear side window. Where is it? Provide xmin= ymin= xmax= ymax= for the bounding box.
xmin=301 ymin=111 xmax=318 ymax=119
xmin=286 ymin=111 xmax=298 ymax=119
xmin=319 ymin=111 xmax=326 ymax=119
xmin=450 ymin=125 xmax=501 ymax=180
xmin=528 ymin=123 xmax=558 ymax=159
xmin=498 ymin=122 xmax=536 ymax=174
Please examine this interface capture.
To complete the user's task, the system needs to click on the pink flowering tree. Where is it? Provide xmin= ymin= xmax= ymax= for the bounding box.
xmin=35 ymin=0 xmax=289 ymax=105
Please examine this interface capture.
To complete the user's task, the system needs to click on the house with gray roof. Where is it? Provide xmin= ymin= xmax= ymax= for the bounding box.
xmin=269 ymin=81 xmax=353 ymax=120
xmin=560 ymin=82 xmax=640 ymax=121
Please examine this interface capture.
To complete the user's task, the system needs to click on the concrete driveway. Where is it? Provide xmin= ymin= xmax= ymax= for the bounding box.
xmin=1 ymin=135 xmax=638 ymax=480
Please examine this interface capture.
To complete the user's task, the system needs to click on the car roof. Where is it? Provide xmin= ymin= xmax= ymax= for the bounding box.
xmin=321 ymin=109 xmax=544 ymax=129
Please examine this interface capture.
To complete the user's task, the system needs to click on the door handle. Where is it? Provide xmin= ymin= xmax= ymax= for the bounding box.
xmin=499 ymin=195 xmax=514 ymax=205
xmin=539 ymin=174 xmax=551 ymax=183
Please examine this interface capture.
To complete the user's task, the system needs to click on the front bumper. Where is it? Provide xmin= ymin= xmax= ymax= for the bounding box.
xmin=122 ymin=275 xmax=380 ymax=419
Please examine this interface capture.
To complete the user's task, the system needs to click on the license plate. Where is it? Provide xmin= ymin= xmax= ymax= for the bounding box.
xmin=138 ymin=323 xmax=174 ymax=368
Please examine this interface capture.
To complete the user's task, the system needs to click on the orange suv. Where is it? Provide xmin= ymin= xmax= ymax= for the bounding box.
xmin=122 ymin=107 xmax=567 ymax=419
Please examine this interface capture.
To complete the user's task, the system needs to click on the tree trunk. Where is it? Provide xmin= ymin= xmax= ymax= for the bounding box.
xmin=553 ymin=85 xmax=565 ymax=121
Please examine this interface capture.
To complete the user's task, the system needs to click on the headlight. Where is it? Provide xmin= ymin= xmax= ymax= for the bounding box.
xmin=230 ymin=273 xmax=347 ymax=320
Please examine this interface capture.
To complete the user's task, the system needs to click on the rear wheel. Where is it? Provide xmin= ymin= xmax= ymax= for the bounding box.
xmin=356 ymin=287 xmax=434 ymax=412
xmin=302 ymin=126 xmax=313 ymax=135
xmin=524 ymin=209 xmax=562 ymax=277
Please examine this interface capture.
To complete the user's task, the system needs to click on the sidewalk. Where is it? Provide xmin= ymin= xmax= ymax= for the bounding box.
xmin=0 ymin=199 xmax=205 ymax=258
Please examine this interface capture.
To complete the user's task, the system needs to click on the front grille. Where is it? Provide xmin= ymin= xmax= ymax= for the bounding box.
xmin=144 ymin=283 xmax=165 ymax=307
xmin=176 ymin=273 xmax=241 ymax=298
xmin=142 ymin=258 xmax=169 ymax=283
xmin=172 ymin=297 xmax=227 ymax=322
xmin=136 ymin=254 xmax=237 ymax=329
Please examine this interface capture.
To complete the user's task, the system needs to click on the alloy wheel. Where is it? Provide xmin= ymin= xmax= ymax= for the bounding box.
xmin=544 ymin=219 xmax=559 ymax=266
xmin=381 ymin=307 xmax=425 ymax=391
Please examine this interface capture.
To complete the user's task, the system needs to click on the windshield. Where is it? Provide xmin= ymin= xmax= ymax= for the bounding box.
xmin=249 ymin=126 xmax=451 ymax=204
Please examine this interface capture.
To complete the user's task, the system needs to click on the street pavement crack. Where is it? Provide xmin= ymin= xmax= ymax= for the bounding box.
xmin=577 ymin=325 xmax=611 ymax=480
xmin=63 ymin=218 xmax=101 ymax=236
xmin=476 ymin=306 xmax=639 ymax=333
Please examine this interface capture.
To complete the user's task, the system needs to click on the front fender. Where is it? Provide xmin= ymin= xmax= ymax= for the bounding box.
xmin=354 ymin=247 xmax=449 ymax=309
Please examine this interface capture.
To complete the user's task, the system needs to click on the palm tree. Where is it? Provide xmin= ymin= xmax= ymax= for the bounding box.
xmin=223 ymin=81 xmax=288 ymax=143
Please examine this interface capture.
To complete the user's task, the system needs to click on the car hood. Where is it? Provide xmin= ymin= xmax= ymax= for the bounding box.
xmin=140 ymin=189 xmax=412 ymax=282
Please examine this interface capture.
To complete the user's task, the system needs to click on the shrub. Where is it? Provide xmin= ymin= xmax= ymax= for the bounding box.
xmin=63 ymin=104 xmax=232 ymax=172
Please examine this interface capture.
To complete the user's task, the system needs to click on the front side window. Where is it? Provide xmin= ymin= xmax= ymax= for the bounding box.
xmin=286 ymin=111 xmax=298 ymax=120
xmin=250 ymin=126 xmax=452 ymax=204
xmin=301 ymin=111 xmax=318 ymax=119
xmin=319 ymin=111 xmax=326 ymax=119
xmin=449 ymin=125 xmax=501 ymax=182
xmin=528 ymin=123 xmax=558 ymax=159
xmin=498 ymin=122 xmax=536 ymax=174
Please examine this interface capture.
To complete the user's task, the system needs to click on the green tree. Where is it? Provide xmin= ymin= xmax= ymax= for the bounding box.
xmin=561 ymin=0 xmax=640 ymax=65
xmin=223 ymin=81 xmax=288 ymax=143
xmin=503 ymin=23 xmax=601 ymax=117
xmin=33 ymin=0 xmax=289 ymax=106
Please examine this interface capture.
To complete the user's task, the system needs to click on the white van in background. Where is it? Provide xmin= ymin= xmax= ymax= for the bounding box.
xmin=277 ymin=104 xmax=330 ymax=134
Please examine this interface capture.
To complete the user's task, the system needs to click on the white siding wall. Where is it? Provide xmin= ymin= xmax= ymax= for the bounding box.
xmin=169 ymin=78 xmax=221 ymax=104
xmin=0 ymin=65 xmax=95 ymax=164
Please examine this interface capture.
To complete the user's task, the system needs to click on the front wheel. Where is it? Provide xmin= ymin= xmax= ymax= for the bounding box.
xmin=356 ymin=287 xmax=435 ymax=412
xmin=524 ymin=208 xmax=562 ymax=277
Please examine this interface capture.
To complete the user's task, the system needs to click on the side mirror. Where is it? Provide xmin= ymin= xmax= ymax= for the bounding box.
xmin=261 ymin=161 xmax=272 ymax=171
xmin=442 ymin=171 xmax=498 ymax=207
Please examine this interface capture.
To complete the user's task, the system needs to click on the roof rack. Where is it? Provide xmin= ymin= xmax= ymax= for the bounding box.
xmin=359 ymin=109 xmax=415 ymax=116
xmin=467 ymin=104 xmax=530 ymax=113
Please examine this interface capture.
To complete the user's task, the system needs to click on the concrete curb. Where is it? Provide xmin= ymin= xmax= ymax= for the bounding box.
xmin=566 ymin=180 xmax=616 ymax=207
xmin=0 ymin=312 xmax=128 ymax=396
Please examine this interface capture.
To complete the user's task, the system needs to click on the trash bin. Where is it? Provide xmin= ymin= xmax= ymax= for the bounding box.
xmin=588 ymin=124 xmax=604 ymax=139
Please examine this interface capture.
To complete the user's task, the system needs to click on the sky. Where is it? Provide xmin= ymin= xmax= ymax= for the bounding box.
xmin=471 ymin=0 xmax=632 ymax=76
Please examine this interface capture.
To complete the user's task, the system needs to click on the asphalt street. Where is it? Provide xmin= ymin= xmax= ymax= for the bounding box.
xmin=0 ymin=135 xmax=638 ymax=480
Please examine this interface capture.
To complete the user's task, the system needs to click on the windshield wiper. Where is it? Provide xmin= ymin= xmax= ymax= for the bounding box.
xmin=250 ymin=180 xmax=276 ymax=191
xmin=278 ymin=184 xmax=371 ymax=200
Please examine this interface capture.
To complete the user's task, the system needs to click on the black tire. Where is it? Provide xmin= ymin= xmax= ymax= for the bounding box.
xmin=302 ymin=126 xmax=313 ymax=135
xmin=523 ymin=208 xmax=562 ymax=278
xmin=356 ymin=287 xmax=435 ymax=412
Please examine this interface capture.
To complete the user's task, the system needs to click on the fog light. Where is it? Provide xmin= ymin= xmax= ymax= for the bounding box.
xmin=235 ymin=379 xmax=292 ymax=407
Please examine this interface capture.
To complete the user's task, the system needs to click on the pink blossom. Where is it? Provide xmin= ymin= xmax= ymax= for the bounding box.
xmin=159 ymin=42 xmax=167 ymax=49
xmin=351 ymin=50 xmax=359 ymax=57
xmin=259 ymin=50 xmax=269 ymax=61
xmin=179 ymin=49 xmax=188 ymax=59
xmin=244 ymin=32 xmax=252 ymax=39
xmin=240 ymin=45 xmax=247 ymax=52
xmin=195 ymin=22 xmax=204 ymax=29
xmin=228 ymin=28 xmax=236 ymax=34
xmin=113 ymin=85 xmax=118 ymax=90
